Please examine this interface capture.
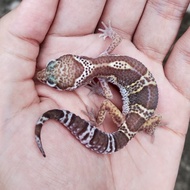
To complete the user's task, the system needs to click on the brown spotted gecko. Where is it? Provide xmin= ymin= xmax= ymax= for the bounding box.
xmin=35 ymin=22 xmax=160 ymax=157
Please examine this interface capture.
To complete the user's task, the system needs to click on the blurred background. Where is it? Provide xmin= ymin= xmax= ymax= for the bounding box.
xmin=0 ymin=0 xmax=190 ymax=189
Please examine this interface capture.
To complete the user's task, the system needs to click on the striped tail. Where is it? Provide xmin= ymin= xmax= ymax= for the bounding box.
xmin=35 ymin=109 xmax=132 ymax=157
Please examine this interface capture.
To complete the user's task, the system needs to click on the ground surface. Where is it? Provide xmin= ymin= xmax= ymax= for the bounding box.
xmin=0 ymin=0 xmax=190 ymax=189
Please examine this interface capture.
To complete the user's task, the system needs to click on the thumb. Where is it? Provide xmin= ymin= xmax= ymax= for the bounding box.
xmin=0 ymin=0 xmax=59 ymax=118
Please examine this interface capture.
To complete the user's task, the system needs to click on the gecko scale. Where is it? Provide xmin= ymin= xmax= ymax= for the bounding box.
xmin=35 ymin=22 xmax=160 ymax=157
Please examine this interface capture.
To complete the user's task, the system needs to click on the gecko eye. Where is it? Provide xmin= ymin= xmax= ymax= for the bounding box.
xmin=46 ymin=76 xmax=57 ymax=87
xmin=46 ymin=60 xmax=57 ymax=71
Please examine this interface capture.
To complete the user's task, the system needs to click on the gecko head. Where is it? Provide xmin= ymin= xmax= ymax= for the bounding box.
xmin=36 ymin=55 xmax=84 ymax=90
xmin=36 ymin=60 xmax=59 ymax=88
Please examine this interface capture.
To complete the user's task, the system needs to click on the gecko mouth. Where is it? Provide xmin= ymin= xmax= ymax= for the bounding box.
xmin=35 ymin=69 xmax=47 ymax=84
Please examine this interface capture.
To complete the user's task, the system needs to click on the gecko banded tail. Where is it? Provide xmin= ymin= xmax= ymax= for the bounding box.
xmin=35 ymin=109 xmax=133 ymax=157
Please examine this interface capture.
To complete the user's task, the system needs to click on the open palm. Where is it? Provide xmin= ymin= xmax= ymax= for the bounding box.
xmin=0 ymin=1 xmax=190 ymax=189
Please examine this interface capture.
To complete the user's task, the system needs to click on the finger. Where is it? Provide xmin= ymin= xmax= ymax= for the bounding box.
xmin=0 ymin=0 xmax=60 ymax=114
xmin=98 ymin=0 xmax=147 ymax=40
xmin=49 ymin=0 xmax=106 ymax=36
xmin=165 ymin=27 xmax=190 ymax=101
xmin=134 ymin=0 xmax=190 ymax=62
xmin=0 ymin=0 xmax=59 ymax=61
xmin=9 ymin=0 xmax=59 ymax=44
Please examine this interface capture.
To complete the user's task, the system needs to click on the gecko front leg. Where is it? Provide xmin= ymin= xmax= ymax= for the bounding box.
xmin=99 ymin=21 xmax=122 ymax=56
xmin=86 ymin=22 xmax=122 ymax=98
xmin=86 ymin=78 xmax=113 ymax=99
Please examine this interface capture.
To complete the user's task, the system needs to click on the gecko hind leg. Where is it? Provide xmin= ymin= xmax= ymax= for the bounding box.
xmin=139 ymin=115 xmax=161 ymax=136
xmin=82 ymin=99 xmax=125 ymax=129
xmin=96 ymin=99 xmax=125 ymax=127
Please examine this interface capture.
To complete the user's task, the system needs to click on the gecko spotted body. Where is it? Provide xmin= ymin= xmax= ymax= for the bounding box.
xmin=35 ymin=22 xmax=160 ymax=157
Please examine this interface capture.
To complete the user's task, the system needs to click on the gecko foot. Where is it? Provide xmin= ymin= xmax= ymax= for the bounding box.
xmin=81 ymin=106 xmax=99 ymax=127
xmin=140 ymin=115 xmax=161 ymax=136
xmin=99 ymin=21 xmax=114 ymax=40
xmin=86 ymin=78 xmax=113 ymax=99
xmin=85 ymin=79 xmax=103 ymax=97
xmin=98 ymin=21 xmax=122 ymax=55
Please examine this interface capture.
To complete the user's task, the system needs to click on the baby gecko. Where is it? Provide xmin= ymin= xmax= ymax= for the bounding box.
xmin=35 ymin=22 xmax=160 ymax=157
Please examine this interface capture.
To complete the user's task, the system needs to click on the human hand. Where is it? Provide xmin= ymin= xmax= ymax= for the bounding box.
xmin=0 ymin=0 xmax=190 ymax=189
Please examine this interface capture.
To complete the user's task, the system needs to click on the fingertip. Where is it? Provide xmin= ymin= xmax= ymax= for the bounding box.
xmin=7 ymin=0 xmax=59 ymax=43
